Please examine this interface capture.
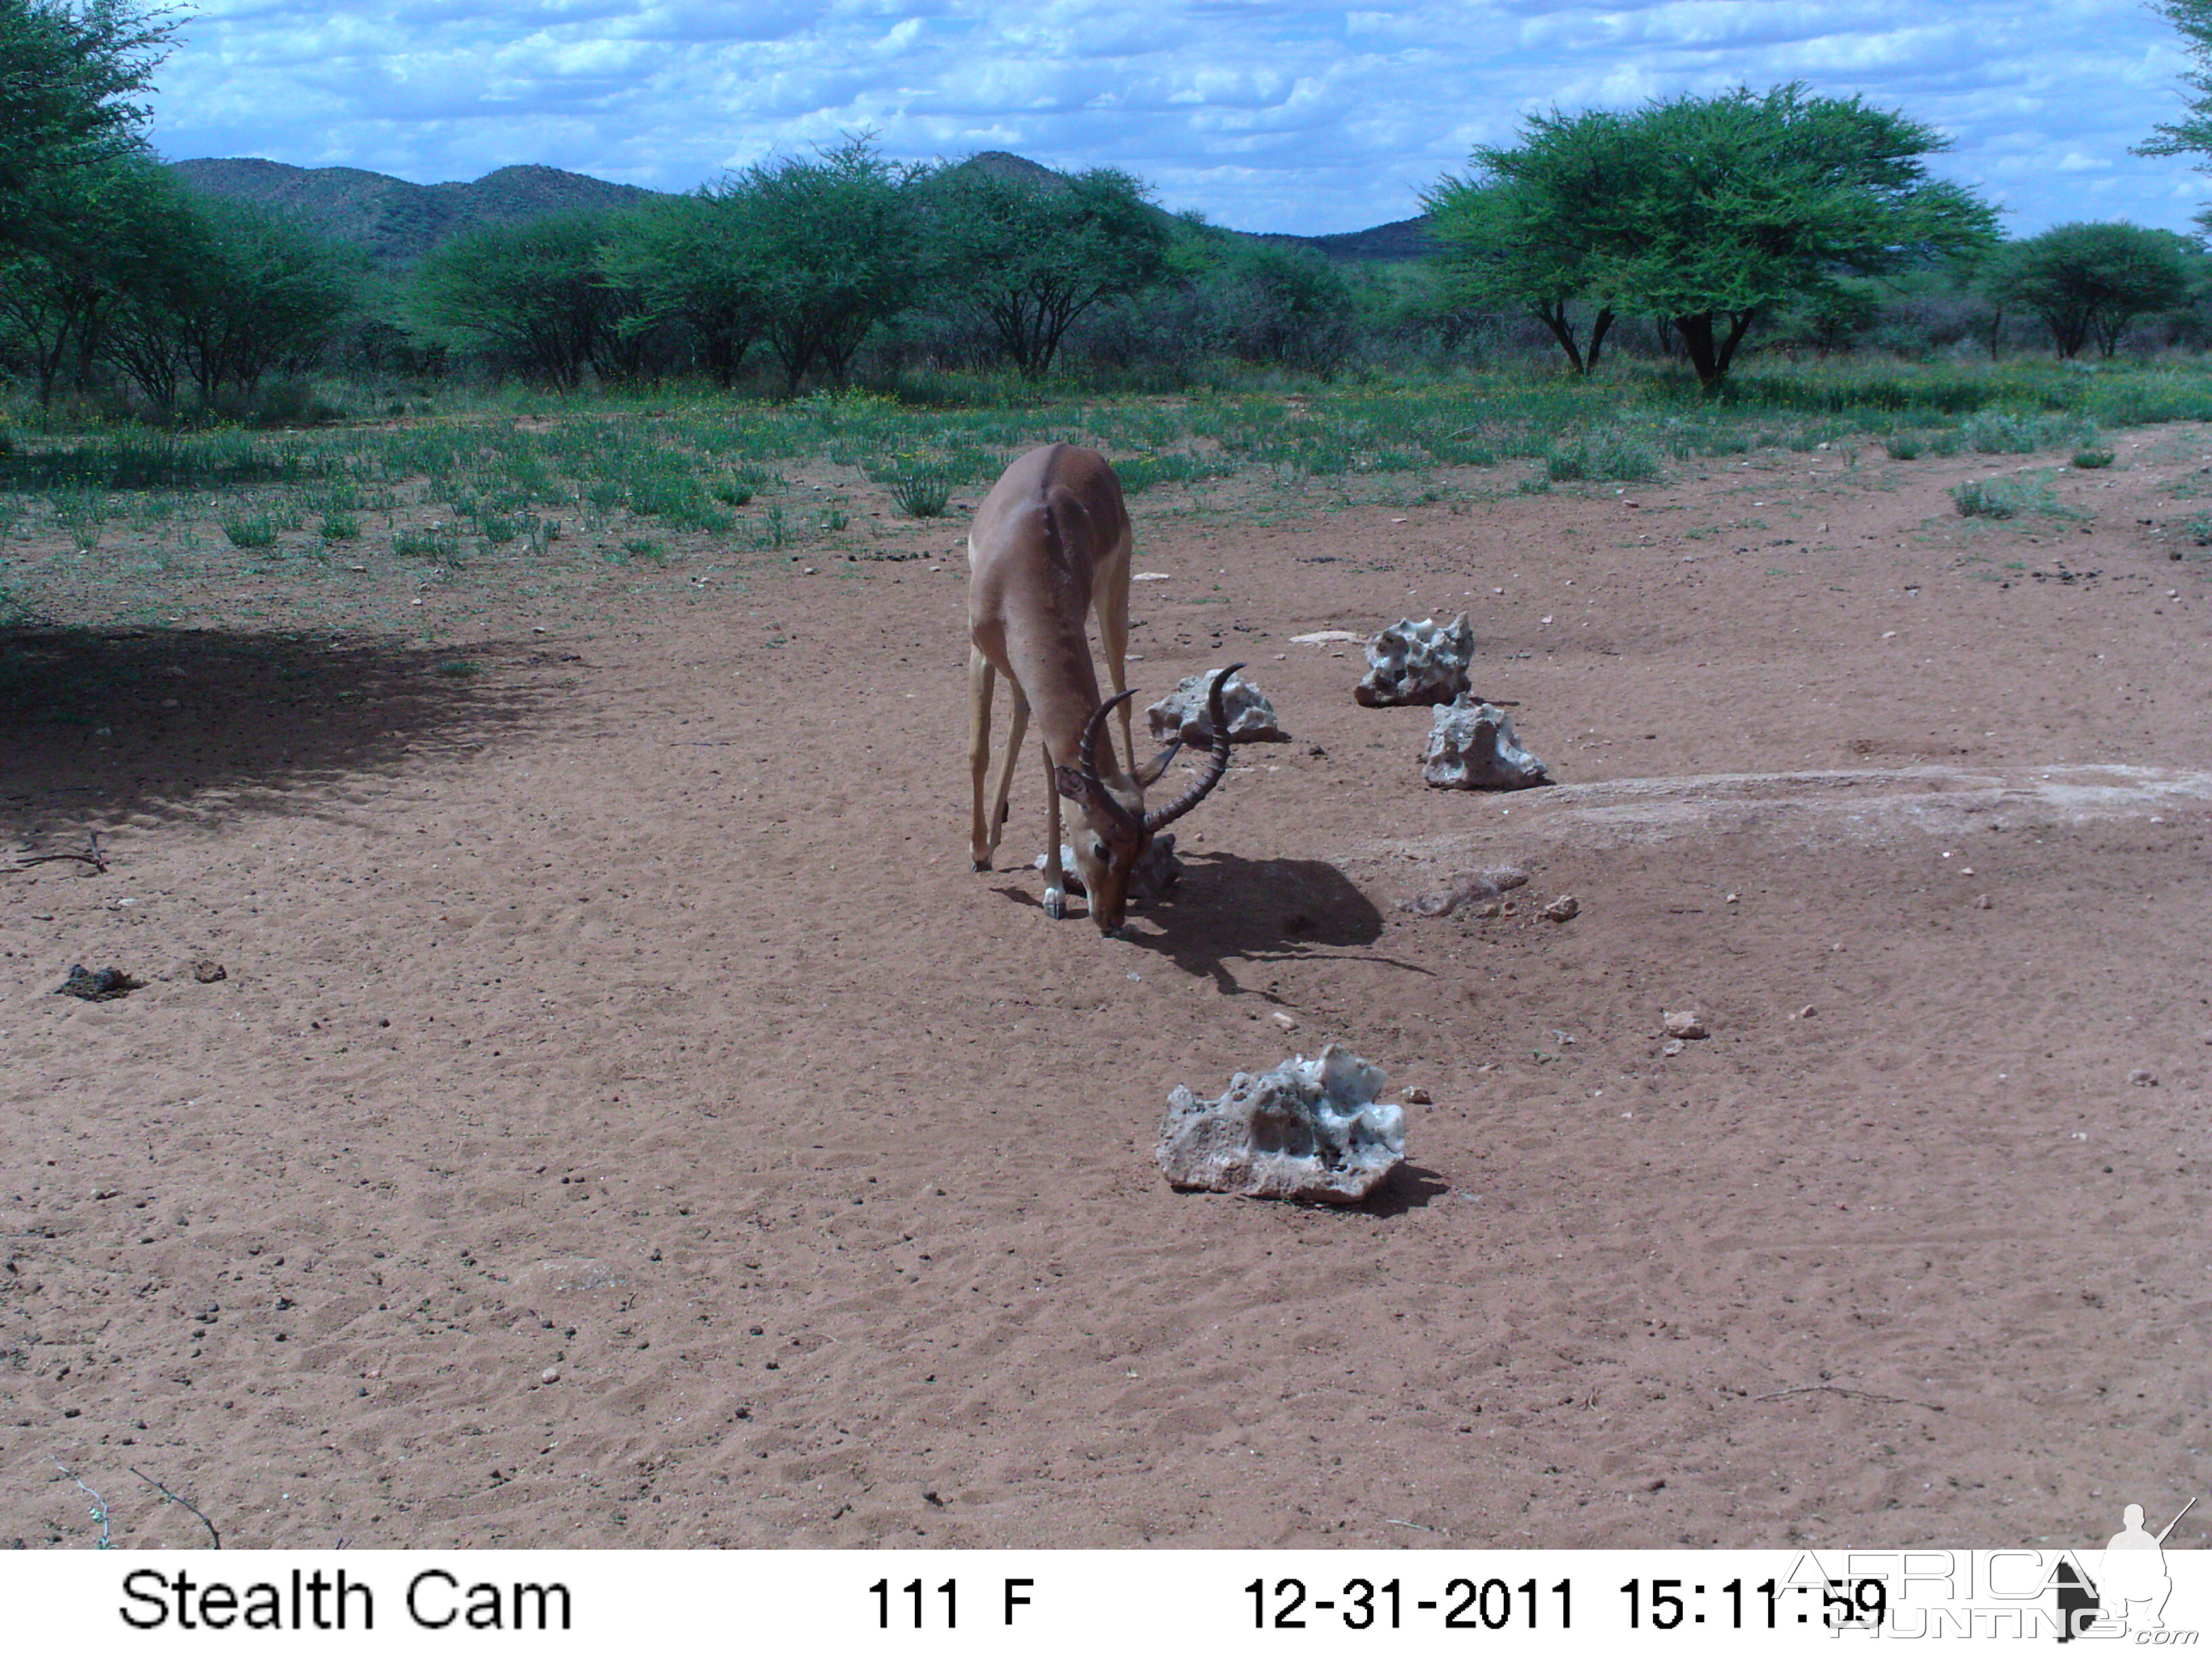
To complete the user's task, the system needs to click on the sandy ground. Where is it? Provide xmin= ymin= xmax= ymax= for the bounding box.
xmin=4 ymin=423 xmax=2210 ymax=1551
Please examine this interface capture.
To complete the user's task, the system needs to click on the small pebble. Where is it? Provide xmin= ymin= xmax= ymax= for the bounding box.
xmin=541 ymin=1366 xmax=561 ymax=1385
xmin=1973 ymin=894 xmax=1992 ymax=909
xmin=1662 ymin=1010 xmax=1708 ymax=1040
xmin=1542 ymin=894 xmax=1580 ymax=922
xmin=1271 ymin=1010 xmax=1298 ymax=1031
xmin=1401 ymin=1086 xmax=1432 ymax=1105
xmin=1661 ymin=1038 xmax=1686 ymax=1058
xmin=2128 ymin=1068 xmax=2158 ymax=1087
xmin=1797 ymin=1004 xmax=1817 ymax=1020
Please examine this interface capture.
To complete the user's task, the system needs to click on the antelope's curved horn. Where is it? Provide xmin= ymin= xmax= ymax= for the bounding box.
xmin=1144 ymin=663 xmax=1242 ymax=834
xmin=1079 ymin=689 xmax=1142 ymax=832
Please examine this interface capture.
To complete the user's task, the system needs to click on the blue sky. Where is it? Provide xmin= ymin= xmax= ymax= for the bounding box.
xmin=148 ymin=1 xmax=2212 ymax=238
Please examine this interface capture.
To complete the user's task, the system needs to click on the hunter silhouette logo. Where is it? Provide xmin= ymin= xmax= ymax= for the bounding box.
xmin=2057 ymin=1496 xmax=2198 ymax=1641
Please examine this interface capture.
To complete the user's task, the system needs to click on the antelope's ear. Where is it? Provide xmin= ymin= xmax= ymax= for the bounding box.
xmin=1132 ymin=738 xmax=1184 ymax=789
xmin=1053 ymin=764 xmax=1092 ymax=804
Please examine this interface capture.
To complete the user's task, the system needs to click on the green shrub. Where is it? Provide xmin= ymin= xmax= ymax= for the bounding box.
xmin=51 ymin=487 xmax=105 ymax=549
xmin=886 ymin=466 xmax=954 ymax=518
xmin=394 ymin=524 xmax=463 ymax=562
xmin=1546 ymin=428 xmax=1662 ymax=483
xmin=2071 ymin=448 xmax=2114 ymax=469
xmin=1952 ymin=474 xmax=2066 ymax=519
xmin=220 ymin=513 xmax=279 ymax=548
xmin=320 ymin=512 xmax=361 ymax=541
xmin=1962 ymin=411 xmax=2039 ymax=453
xmin=1885 ymin=433 xmax=1923 ymax=460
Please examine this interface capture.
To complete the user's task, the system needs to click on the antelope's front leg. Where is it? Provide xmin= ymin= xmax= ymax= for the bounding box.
xmin=1097 ymin=542 xmax=1136 ymax=771
xmin=967 ymin=647 xmax=996 ymax=870
xmin=1039 ymin=739 xmax=1067 ymax=920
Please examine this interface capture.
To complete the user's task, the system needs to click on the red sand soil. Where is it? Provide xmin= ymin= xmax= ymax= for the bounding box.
xmin=5 ymin=427 xmax=2209 ymax=1549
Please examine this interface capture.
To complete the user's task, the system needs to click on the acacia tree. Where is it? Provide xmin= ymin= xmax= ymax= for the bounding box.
xmin=730 ymin=136 xmax=924 ymax=393
xmin=2139 ymin=0 xmax=2212 ymax=228
xmin=415 ymin=209 xmax=637 ymax=389
xmin=1984 ymin=223 xmax=2193 ymax=358
xmin=600 ymin=191 xmax=766 ymax=386
xmin=90 ymin=187 xmax=354 ymax=411
xmin=0 ymin=0 xmax=176 ymax=256
xmin=1202 ymin=241 xmax=1359 ymax=371
xmin=922 ymin=162 xmax=1168 ymax=377
xmin=0 ymin=152 xmax=189 ymax=403
xmin=170 ymin=197 xmax=355 ymax=400
xmin=1422 ymin=108 xmax=1638 ymax=373
xmin=1428 ymin=85 xmax=1999 ymax=388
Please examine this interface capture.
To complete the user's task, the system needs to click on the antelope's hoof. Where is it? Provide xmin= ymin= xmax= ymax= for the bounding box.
xmin=971 ymin=857 xmax=991 ymax=873
xmin=1043 ymin=888 xmax=1067 ymax=920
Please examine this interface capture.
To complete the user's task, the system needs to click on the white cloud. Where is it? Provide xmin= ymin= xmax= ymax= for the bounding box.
xmin=148 ymin=0 xmax=2212 ymax=233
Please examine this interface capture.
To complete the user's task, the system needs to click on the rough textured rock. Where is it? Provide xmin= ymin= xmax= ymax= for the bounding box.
xmin=1421 ymin=696 xmax=1549 ymax=790
xmin=1147 ymin=669 xmax=1284 ymax=744
xmin=1542 ymin=893 xmax=1580 ymax=922
xmin=1355 ymin=613 xmax=1475 ymax=707
xmin=1663 ymin=1010 xmax=1708 ymax=1040
xmin=1403 ymin=866 xmax=1527 ymax=916
xmin=1036 ymin=833 xmax=1182 ymax=901
xmin=56 ymin=965 xmax=141 ymax=1002
xmin=1156 ymin=1044 xmax=1406 ymax=1203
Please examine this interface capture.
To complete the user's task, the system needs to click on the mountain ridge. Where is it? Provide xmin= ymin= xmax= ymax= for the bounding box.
xmin=166 ymin=154 xmax=1433 ymax=268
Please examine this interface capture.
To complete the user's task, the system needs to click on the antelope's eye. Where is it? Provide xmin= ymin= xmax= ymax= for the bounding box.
xmin=1090 ymin=842 xmax=1107 ymax=863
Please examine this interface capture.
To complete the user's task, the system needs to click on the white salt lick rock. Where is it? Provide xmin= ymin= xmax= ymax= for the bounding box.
xmin=1356 ymin=613 xmax=1475 ymax=707
xmin=1156 ymin=1043 xmax=1407 ymax=1203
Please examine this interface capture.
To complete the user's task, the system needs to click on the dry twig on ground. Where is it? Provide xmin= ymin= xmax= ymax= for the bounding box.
xmin=7 ymin=831 xmax=106 ymax=874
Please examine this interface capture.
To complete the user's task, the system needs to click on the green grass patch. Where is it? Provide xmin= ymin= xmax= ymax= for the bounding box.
xmin=220 ymin=513 xmax=279 ymax=548
xmin=1545 ymin=426 xmax=1663 ymax=483
xmin=394 ymin=525 xmax=463 ymax=562
xmin=1952 ymin=473 xmax=2071 ymax=520
xmin=1 ymin=432 xmax=312 ymax=492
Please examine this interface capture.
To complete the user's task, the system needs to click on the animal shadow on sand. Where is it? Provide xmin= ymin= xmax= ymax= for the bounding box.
xmin=1128 ymin=849 xmax=1423 ymax=994
xmin=0 ymin=626 xmax=563 ymax=838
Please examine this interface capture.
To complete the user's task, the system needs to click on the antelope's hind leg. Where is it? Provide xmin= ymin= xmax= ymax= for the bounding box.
xmin=989 ymin=689 xmax=1029 ymax=867
xmin=968 ymin=647 xmax=998 ymax=870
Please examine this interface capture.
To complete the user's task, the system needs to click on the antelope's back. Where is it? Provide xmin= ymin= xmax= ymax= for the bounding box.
xmin=967 ymin=444 xmax=1127 ymax=623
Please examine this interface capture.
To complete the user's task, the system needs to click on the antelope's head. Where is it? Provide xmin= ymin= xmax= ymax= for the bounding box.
xmin=1054 ymin=664 xmax=1242 ymax=935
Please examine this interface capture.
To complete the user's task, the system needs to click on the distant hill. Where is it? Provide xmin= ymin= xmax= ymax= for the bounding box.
xmin=1305 ymin=217 xmax=1437 ymax=262
xmin=167 ymin=153 xmax=1433 ymax=268
xmin=166 ymin=159 xmax=663 ymax=268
